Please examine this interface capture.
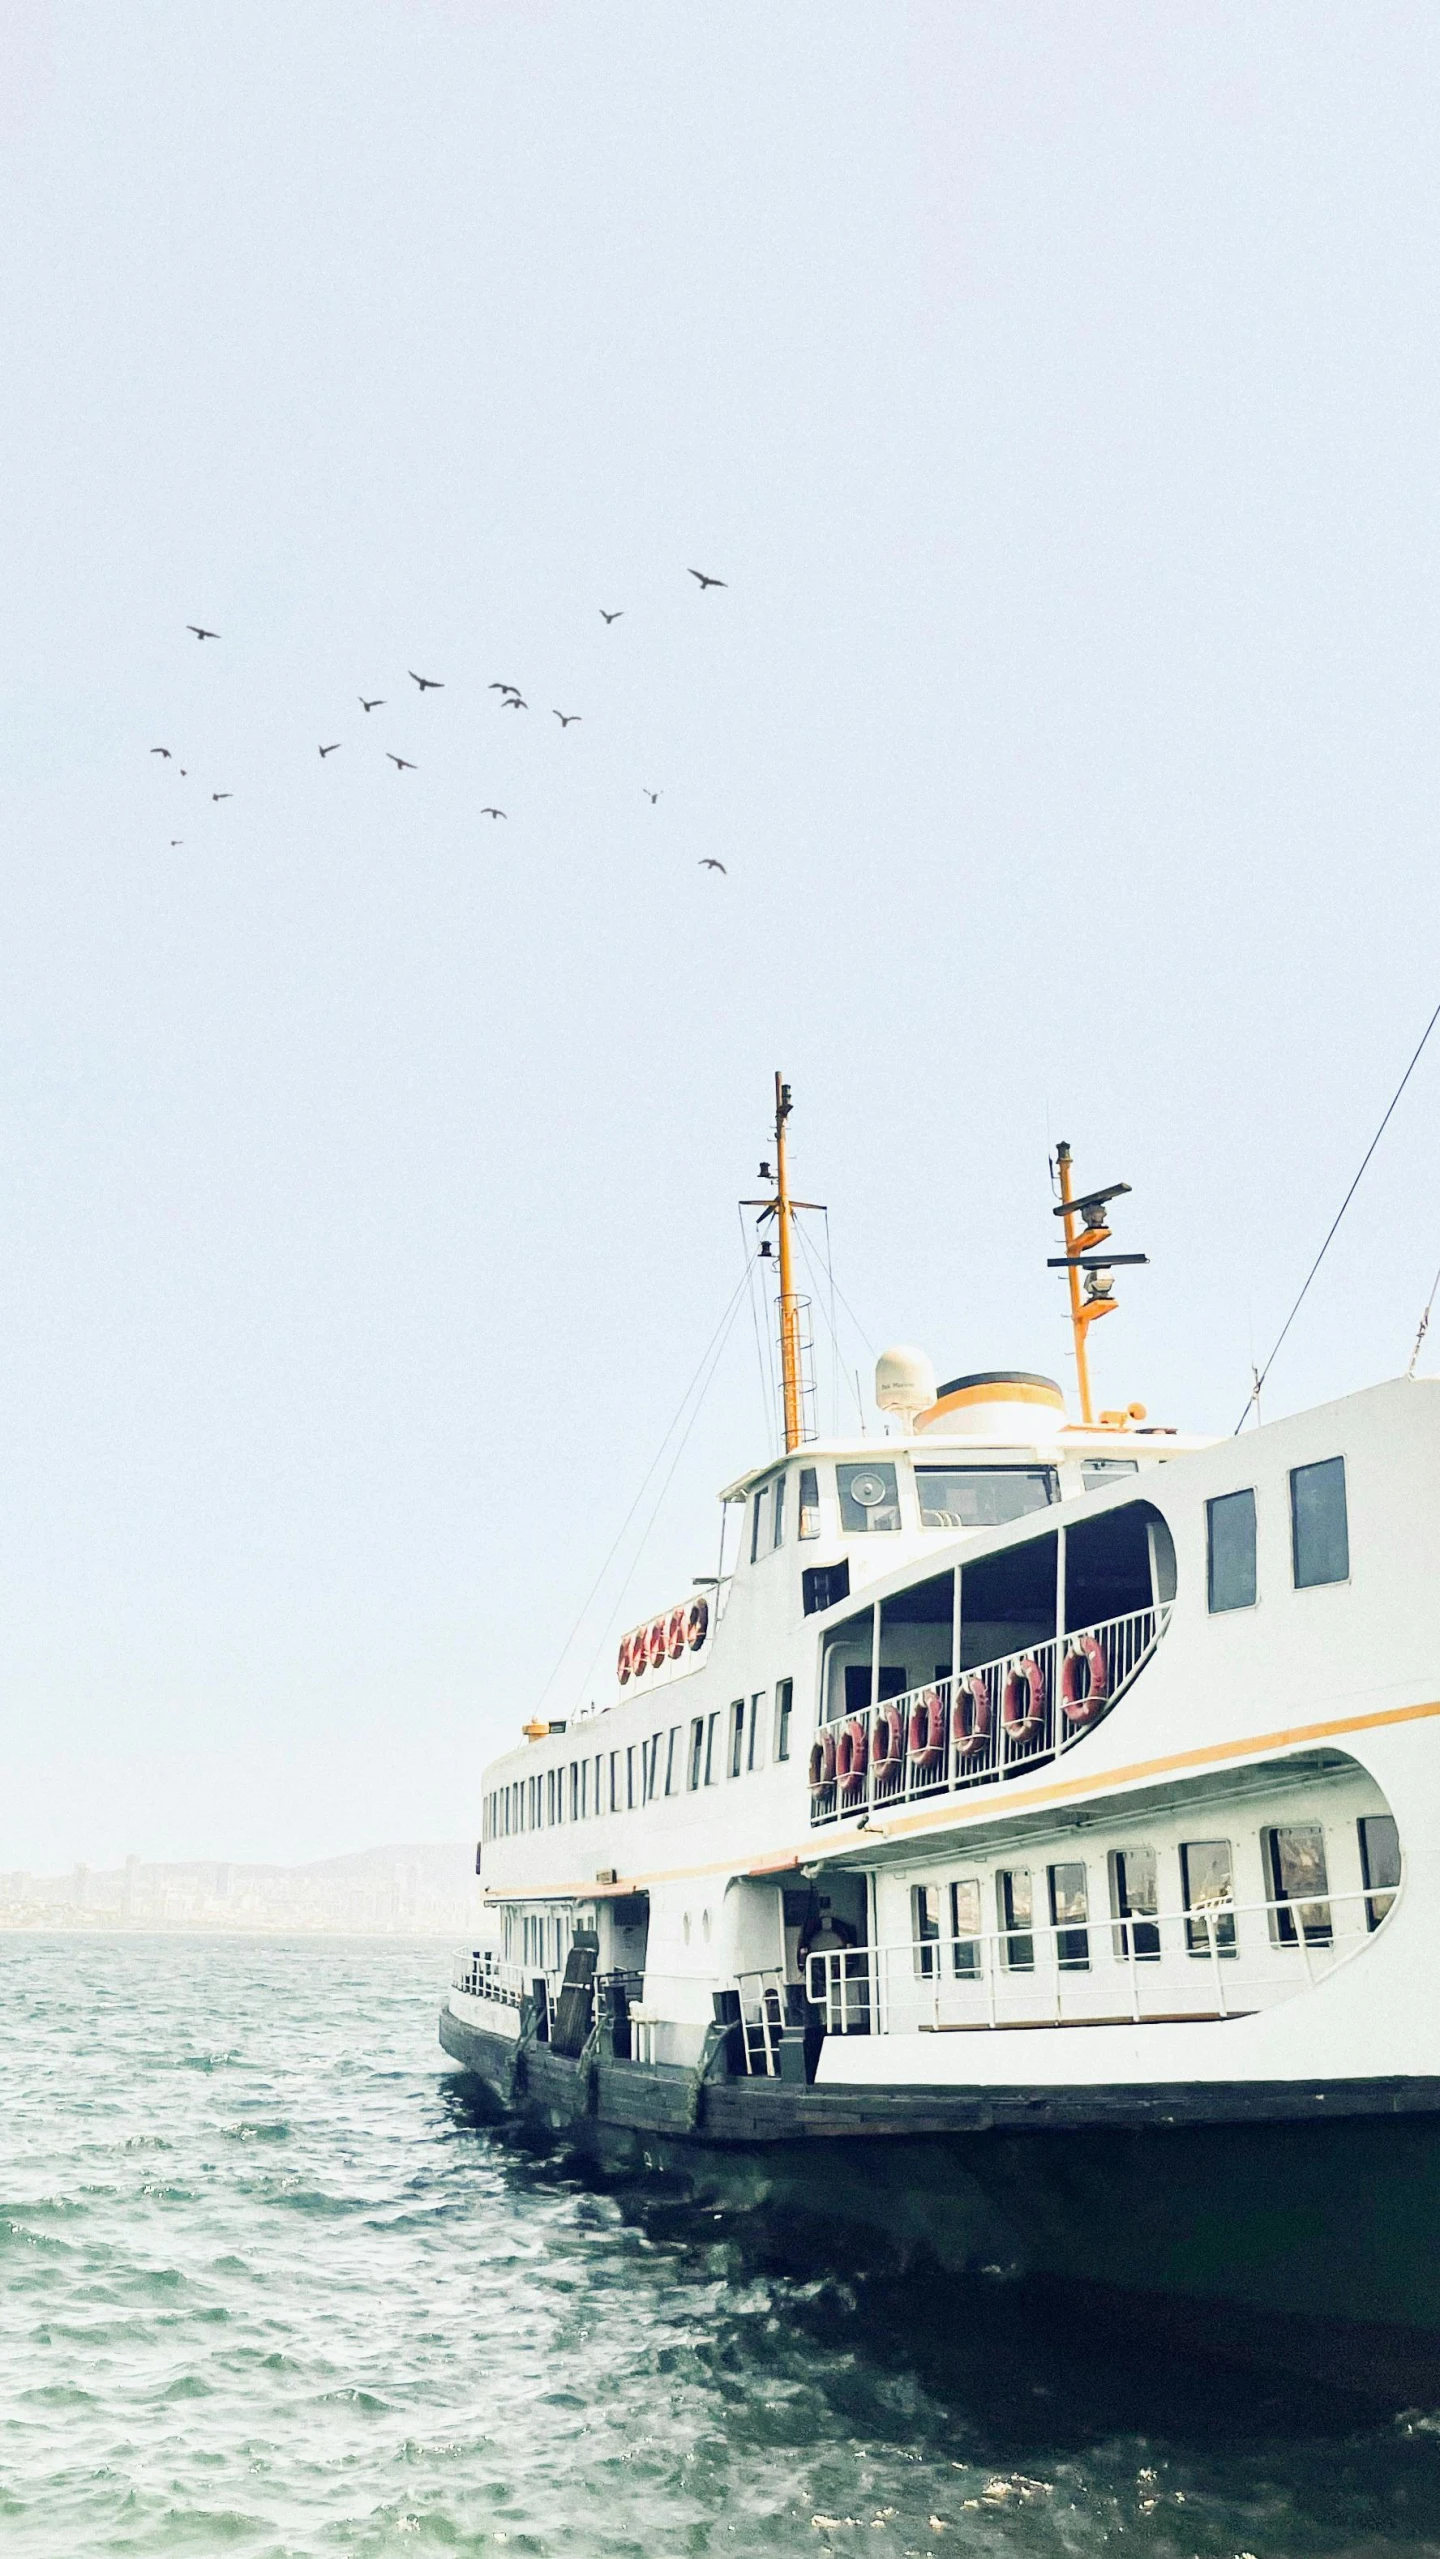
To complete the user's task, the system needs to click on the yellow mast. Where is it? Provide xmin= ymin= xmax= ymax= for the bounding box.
xmin=774 ymin=1073 xmax=803 ymax=1453
xmin=1051 ymin=1142 xmax=1147 ymax=1427
xmin=1054 ymin=1142 xmax=1097 ymax=1425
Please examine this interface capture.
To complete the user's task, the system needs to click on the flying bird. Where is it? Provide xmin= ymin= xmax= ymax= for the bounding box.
xmin=212 ymin=792 xmax=232 ymax=801
xmin=553 ymin=710 xmax=581 ymax=727
xmin=699 ymin=858 xmax=727 ymax=873
xmin=188 ymin=624 xmax=220 ymax=639
xmin=170 ymin=839 xmax=183 ymax=847
xmin=502 ymin=695 xmax=527 ymax=710
xmin=150 ymin=747 xmax=171 ymax=759
xmin=687 ymin=570 xmax=726 ymax=591
xmin=643 ymin=788 xmax=661 ymax=804
xmin=318 ymin=743 xmax=341 ymax=757
xmin=489 ymin=682 xmax=523 ymax=695
xmin=409 ymin=670 xmax=443 ymax=691
xmin=359 ymin=696 xmax=385 ymax=713
xmin=387 ymin=754 xmax=416 ymax=771
xmin=481 ymin=807 xmax=507 ymax=820
xmin=599 ymin=609 xmax=623 ymax=624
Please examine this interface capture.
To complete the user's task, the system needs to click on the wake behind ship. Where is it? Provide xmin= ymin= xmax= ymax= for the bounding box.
xmin=442 ymin=1079 xmax=1440 ymax=2394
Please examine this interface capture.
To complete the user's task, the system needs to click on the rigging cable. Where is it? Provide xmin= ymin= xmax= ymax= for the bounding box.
xmin=532 ymin=1263 xmax=753 ymax=1716
xmin=1235 ymin=990 xmax=1440 ymax=1432
xmin=1409 ymin=1254 xmax=1440 ymax=1378
xmin=737 ymin=1204 xmax=777 ymax=1454
xmin=570 ymin=1271 xmax=752 ymax=1705
xmin=795 ymin=1214 xmax=868 ymax=1426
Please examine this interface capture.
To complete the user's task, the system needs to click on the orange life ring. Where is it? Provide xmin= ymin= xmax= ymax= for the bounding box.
xmin=907 ymin=1687 xmax=945 ymax=1771
xmin=629 ymin=1628 xmax=647 ymax=1678
xmin=685 ymin=1595 xmax=709 ymax=1650
xmin=872 ymin=1698 xmax=905 ymax=1777
xmin=617 ymin=1634 xmax=633 ymax=1685
xmin=1002 ymin=1655 xmax=1046 ymax=1742
xmin=666 ymin=1605 xmax=687 ymax=1660
xmin=808 ymin=1729 xmax=837 ymax=1796
xmin=836 ymin=1716 xmax=869 ymax=1786
xmin=953 ymin=1671 xmax=991 ymax=1758
xmin=647 ymin=1619 xmax=668 ymax=1670
xmin=1061 ymin=1631 xmax=1109 ymax=1726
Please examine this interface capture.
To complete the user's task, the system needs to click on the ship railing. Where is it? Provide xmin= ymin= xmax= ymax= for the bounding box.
xmin=806 ymin=1883 xmax=1393 ymax=2036
xmin=451 ymin=1949 xmax=531 ymax=2009
xmin=732 ymin=1967 xmax=787 ymax=2077
xmin=807 ymin=1605 xmax=1170 ymax=1826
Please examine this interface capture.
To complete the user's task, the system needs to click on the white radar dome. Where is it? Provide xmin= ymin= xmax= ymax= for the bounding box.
xmin=874 ymin=1345 xmax=937 ymax=1429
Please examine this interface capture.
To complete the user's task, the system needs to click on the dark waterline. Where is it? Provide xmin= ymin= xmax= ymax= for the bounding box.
xmin=3 ymin=1935 xmax=1440 ymax=2557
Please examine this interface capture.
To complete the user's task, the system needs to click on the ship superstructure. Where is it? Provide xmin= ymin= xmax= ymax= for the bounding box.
xmin=442 ymin=1080 xmax=1440 ymax=2385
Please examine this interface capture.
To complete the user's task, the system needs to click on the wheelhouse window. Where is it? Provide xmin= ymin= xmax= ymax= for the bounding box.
xmin=687 ymin=1717 xmax=704 ymax=1790
xmin=1265 ymin=1824 xmax=1332 ymax=1946
xmin=1207 ymin=1488 xmax=1256 ymax=1613
xmin=1291 ymin=1457 xmax=1348 ymax=1588
xmin=798 ymin=1466 xmax=821 ymax=1540
xmin=1182 ymin=1839 xmax=1236 ymax=1955
xmin=747 ymin=1692 xmax=766 ymax=1771
xmin=1048 ymin=1863 xmax=1090 ymax=1970
xmin=1081 ymin=1457 xmax=1139 ymax=1494
xmin=917 ymin=1465 xmax=1057 ymax=1528
xmin=751 ymin=1474 xmax=787 ymax=1562
xmin=997 ymin=1868 xmax=1034 ymax=1971
xmin=1359 ymin=1814 xmax=1400 ymax=1928
xmin=664 ymin=1728 xmax=681 ymax=1795
xmin=837 ymin=1462 xmax=902 ymax=1533
xmin=703 ymin=1710 xmax=720 ymax=1784
xmin=1109 ymin=1845 xmax=1160 ymax=1961
xmin=774 ymin=1679 xmax=793 ymax=1761
xmin=950 ymin=1878 xmax=982 ymax=1977
xmin=912 ymin=1883 xmax=941 ymax=1978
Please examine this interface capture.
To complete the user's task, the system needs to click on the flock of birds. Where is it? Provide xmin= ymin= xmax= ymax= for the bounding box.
xmin=149 ymin=576 xmax=733 ymax=870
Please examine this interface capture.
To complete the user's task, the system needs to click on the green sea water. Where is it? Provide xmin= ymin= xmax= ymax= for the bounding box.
xmin=5 ymin=1933 xmax=1440 ymax=2557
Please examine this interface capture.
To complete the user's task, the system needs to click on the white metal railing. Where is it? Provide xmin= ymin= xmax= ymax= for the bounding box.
xmin=809 ymin=1606 xmax=1169 ymax=1826
xmin=806 ymin=1883 xmax=1394 ymax=2036
xmin=451 ymin=1950 xmax=536 ymax=2009
xmin=733 ymin=1968 xmax=786 ymax=2076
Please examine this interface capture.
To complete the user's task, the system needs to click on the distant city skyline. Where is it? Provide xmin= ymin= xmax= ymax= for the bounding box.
xmin=0 ymin=1841 xmax=476 ymax=1938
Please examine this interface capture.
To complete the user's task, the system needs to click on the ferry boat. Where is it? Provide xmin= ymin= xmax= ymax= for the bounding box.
xmin=441 ymin=1078 xmax=1440 ymax=2393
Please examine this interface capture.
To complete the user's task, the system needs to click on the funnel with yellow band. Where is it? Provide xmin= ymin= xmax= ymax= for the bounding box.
xmin=915 ymin=1369 xmax=1066 ymax=1438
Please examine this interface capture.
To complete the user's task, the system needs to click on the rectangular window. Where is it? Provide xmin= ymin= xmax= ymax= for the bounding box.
xmin=643 ymin=1735 xmax=662 ymax=1804
xmin=950 ymin=1877 xmax=982 ymax=1978
xmin=748 ymin=1691 xmax=766 ymax=1772
xmin=664 ymin=1727 xmax=681 ymax=1795
xmin=1265 ymin=1824 xmax=1332 ymax=1947
xmin=729 ymin=1698 xmax=746 ymax=1778
xmin=912 ymin=1883 xmax=941 ymax=1979
xmin=609 ymin=1752 xmax=620 ymax=1813
xmin=997 ymin=1868 xmax=1034 ymax=1971
xmin=1291 ymin=1456 xmax=1349 ymax=1589
xmin=751 ymin=1488 xmax=765 ymax=1562
xmin=917 ymin=1465 xmax=1057 ymax=1528
xmin=774 ymin=1679 xmax=793 ymax=1761
xmin=688 ymin=1716 xmax=705 ymax=1790
xmin=1207 ymin=1488 xmax=1257 ymax=1613
xmin=1109 ymin=1845 xmax=1160 ymax=1961
xmin=1048 ymin=1862 xmax=1090 ymax=1970
xmin=772 ymin=1475 xmax=786 ymax=1549
xmin=1359 ymin=1813 xmax=1400 ymax=1929
xmin=595 ymin=1753 xmax=603 ymax=1813
xmin=625 ymin=1745 xmax=635 ymax=1811
xmin=1182 ymin=1839 xmax=1236 ymax=1956
xmin=802 ymin=1560 xmax=851 ymax=1616
xmin=798 ymin=1466 xmax=820 ymax=1540
xmin=570 ymin=1763 xmax=580 ymax=1821
xmin=704 ymin=1710 xmax=720 ymax=1785
xmin=837 ymin=1461 xmax=902 ymax=1533
xmin=579 ymin=1761 xmax=588 ymax=1821
xmin=1081 ymin=1457 xmax=1140 ymax=1494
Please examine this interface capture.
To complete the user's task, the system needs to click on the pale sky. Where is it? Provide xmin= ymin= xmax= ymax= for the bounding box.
xmin=5 ymin=3 xmax=1440 ymax=1870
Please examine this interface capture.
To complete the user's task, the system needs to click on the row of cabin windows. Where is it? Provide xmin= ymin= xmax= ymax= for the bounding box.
xmin=908 ymin=1812 xmax=1399 ymax=1974
xmin=482 ymin=1682 xmax=795 ymax=1840
xmin=749 ymin=1456 xmax=1141 ymax=1559
xmin=1207 ymin=1455 xmax=1349 ymax=1614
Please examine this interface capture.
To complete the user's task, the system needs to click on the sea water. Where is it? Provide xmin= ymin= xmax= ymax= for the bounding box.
xmin=3 ymin=1936 xmax=1440 ymax=2557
